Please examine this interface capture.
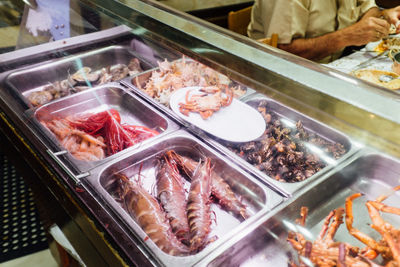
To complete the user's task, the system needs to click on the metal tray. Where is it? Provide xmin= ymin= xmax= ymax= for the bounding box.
xmin=120 ymin=59 xmax=256 ymax=122
xmin=25 ymin=83 xmax=179 ymax=177
xmin=83 ymin=130 xmax=284 ymax=267
xmin=199 ymin=150 xmax=400 ymax=266
xmin=6 ymin=45 xmax=154 ymax=109
xmin=204 ymin=94 xmax=358 ymax=196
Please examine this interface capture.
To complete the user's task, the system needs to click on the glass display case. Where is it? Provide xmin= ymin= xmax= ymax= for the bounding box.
xmin=0 ymin=0 xmax=399 ymax=266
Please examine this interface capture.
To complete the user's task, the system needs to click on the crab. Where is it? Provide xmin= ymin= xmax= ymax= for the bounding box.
xmin=178 ymin=86 xmax=233 ymax=120
xmin=345 ymin=186 xmax=400 ymax=266
xmin=288 ymin=207 xmax=369 ymax=267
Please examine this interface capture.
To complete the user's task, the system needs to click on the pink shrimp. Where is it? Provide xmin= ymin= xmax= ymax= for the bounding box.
xmin=166 ymin=150 xmax=249 ymax=219
xmin=156 ymin=155 xmax=190 ymax=244
xmin=115 ymin=173 xmax=189 ymax=256
xmin=187 ymin=158 xmax=213 ymax=251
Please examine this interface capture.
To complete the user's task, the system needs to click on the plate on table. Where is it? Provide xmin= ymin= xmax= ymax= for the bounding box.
xmin=365 ymin=34 xmax=400 ymax=55
xmin=352 ymin=69 xmax=400 ymax=90
xmin=170 ymin=86 xmax=266 ymax=143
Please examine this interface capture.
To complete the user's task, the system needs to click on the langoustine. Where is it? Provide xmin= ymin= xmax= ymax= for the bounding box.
xmin=114 ymin=173 xmax=190 ymax=256
xmin=187 ymin=158 xmax=213 ymax=251
xmin=156 ymin=155 xmax=190 ymax=244
xmin=166 ymin=150 xmax=249 ymax=219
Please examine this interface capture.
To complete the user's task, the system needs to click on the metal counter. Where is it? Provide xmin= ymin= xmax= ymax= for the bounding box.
xmin=0 ymin=1 xmax=399 ymax=266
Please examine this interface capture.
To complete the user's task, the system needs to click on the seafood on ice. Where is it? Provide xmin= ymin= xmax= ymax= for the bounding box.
xmin=135 ymin=56 xmax=246 ymax=106
xmin=27 ymin=58 xmax=143 ymax=106
xmin=226 ymin=101 xmax=346 ymax=183
xmin=178 ymin=86 xmax=234 ymax=119
xmin=42 ymin=109 xmax=159 ymax=161
xmin=288 ymin=186 xmax=400 ymax=266
xmin=107 ymin=150 xmax=249 ymax=255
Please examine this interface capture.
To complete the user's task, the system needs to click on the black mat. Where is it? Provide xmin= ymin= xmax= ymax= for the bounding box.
xmin=0 ymin=153 xmax=48 ymax=263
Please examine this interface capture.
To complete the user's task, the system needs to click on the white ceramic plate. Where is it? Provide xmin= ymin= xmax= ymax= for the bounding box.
xmin=170 ymin=86 xmax=266 ymax=143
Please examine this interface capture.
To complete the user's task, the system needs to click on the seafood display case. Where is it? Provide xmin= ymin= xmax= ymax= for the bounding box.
xmin=0 ymin=0 xmax=400 ymax=266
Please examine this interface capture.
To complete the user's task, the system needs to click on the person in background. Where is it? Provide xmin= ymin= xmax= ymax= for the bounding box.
xmin=247 ymin=0 xmax=400 ymax=63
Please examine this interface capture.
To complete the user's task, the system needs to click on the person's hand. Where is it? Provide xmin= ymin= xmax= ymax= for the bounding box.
xmin=346 ymin=16 xmax=390 ymax=46
xmin=382 ymin=6 xmax=400 ymax=32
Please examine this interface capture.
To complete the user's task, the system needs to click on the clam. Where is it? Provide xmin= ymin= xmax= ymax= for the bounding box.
xmin=28 ymin=90 xmax=53 ymax=106
xmin=128 ymin=58 xmax=143 ymax=76
xmin=43 ymin=84 xmax=57 ymax=95
xmin=110 ymin=64 xmax=130 ymax=81
xmin=71 ymin=67 xmax=99 ymax=84
xmin=98 ymin=67 xmax=113 ymax=85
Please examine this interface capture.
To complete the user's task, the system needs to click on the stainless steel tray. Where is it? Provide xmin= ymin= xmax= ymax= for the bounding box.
xmin=6 ymin=45 xmax=154 ymax=109
xmin=83 ymin=130 xmax=284 ymax=267
xmin=25 ymin=83 xmax=179 ymax=177
xmin=199 ymin=149 xmax=400 ymax=266
xmin=120 ymin=59 xmax=256 ymax=122
xmin=204 ymin=93 xmax=359 ymax=196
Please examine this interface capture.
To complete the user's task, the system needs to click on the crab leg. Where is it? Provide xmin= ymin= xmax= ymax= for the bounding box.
xmin=366 ymin=201 xmax=400 ymax=264
xmin=375 ymin=185 xmax=400 ymax=203
xmin=326 ymin=208 xmax=345 ymax=243
xmin=221 ymin=86 xmax=233 ymax=107
xmin=345 ymin=193 xmax=389 ymax=258
xmin=295 ymin=207 xmax=308 ymax=227
xmin=199 ymin=110 xmax=213 ymax=120
xmin=368 ymin=201 xmax=400 ymax=216
xmin=316 ymin=210 xmax=335 ymax=243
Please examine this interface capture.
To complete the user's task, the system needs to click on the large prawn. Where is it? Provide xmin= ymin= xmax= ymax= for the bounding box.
xmin=156 ymin=155 xmax=190 ymax=244
xmin=166 ymin=150 xmax=249 ymax=219
xmin=114 ymin=173 xmax=189 ymax=256
xmin=187 ymin=158 xmax=213 ymax=251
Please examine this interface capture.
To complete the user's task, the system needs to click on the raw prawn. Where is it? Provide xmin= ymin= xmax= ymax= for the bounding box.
xmin=156 ymin=155 xmax=190 ymax=244
xmin=44 ymin=119 xmax=106 ymax=161
xmin=68 ymin=109 xmax=121 ymax=135
xmin=67 ymin=109 xmax=159 ymax=156
xmin=187 ymin=158 xmax=213 ymax=251
xmin=166 ymin=150 xmax=249 ymax=219
xmin=122 ymin=125 xmax=159 ymax=143
xmin=43 ymin=109 xmax=159 ymax=161
xmin=115 ymin=173 xmax=189 ymax=256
